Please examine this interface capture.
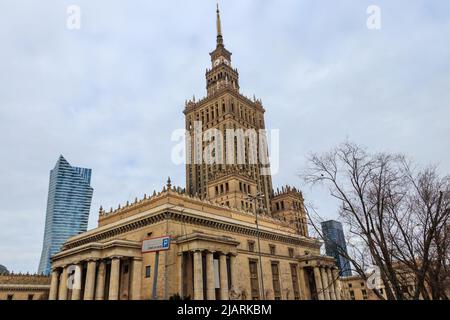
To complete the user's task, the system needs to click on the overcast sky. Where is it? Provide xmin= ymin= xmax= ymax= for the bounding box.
xmin=0 ymin=0 xmax=449 ymax=273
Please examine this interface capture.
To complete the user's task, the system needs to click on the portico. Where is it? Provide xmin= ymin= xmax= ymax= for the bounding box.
xmin=298 ymin=255 xmax=342 ymax=300
xmin=49 ymin=240 xmax=142 ymax=300
xmin=174 ymin=233 xmax=239 ymax=300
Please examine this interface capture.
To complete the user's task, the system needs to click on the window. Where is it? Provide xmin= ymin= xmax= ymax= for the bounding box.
xmin=348 ymin=283 xmax=353 ymax=288
xmin=288 ymin=248 xmax=294 ymax=258
xmin=248 ymin=241 xmax=255 ymax=252
xmin=249 ymin=261 xmax=260 ymax=300
xmin=28 ymin=294 xmax=34 ymax=300
xmin=361 ymin=282 xmax=365 ymax=287
xmin=215 ymin=186 xmax=219 ymax=196
xmin=271 ymin=262 xmax=281 ymax=300
xmin=269 ymin=245 xmax=276 ymax=255
xmin=362 ymin=289 xmax=368 ymax=300
xmin=349 ymin=290 xmax=355 ymax=300
xmin=145 ymin=266 xmax=151 ymax=278
xmin=290 ymin=264 xmax=300 ymax=300
xmin=124 ymin=264 xmax=129 ymax=274
xmin=225 ymin=183 xmax=229 ymax=192
xmin=7 ymin=294 xmax=13 ymax=300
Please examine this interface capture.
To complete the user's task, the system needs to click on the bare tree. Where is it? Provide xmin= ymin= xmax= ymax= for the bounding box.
xmin=304 ymin=201 xmax=387 ymax=300
xmin=302 ymin=141 xmax=450 ymax=300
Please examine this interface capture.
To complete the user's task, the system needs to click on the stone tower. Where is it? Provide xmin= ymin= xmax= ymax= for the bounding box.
xmin=184 ymin=4 xmax=273 ymax=211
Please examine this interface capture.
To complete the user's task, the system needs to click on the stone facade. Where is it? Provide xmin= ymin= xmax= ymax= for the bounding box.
xmin=0 ymin=274 xmax=50 ymax=300
xmin=340 ymin=265 xmax=450 ymax=300
xmin=49 ymin=186 xmax=342 ymax=300
xmin=184 ymin=6 xmax=273 ymax=211
xmin=340 ymin=275 xmax=387 ymax=300
xmin=48 ymin=5 xmax=342 ymax=301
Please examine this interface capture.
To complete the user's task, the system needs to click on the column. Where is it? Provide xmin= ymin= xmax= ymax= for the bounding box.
xmin=177 ymin=253 xmax=183 ymax=298
xmin=71 ymin=264 xmax=82 ymax=300
xmin=58 ymin=266 xmax=69 ymax=300
xmin=49 ymin=269 xmax=60 ymax=300
xmin=333 ymin=269 xmax=342 ymax=300
xmin=193 ymin=250 xmax=204 ymax=300
xmin=131 ymin=258 xmax=143 ymax=300
xmin=298 ymin=267 xmax=307 ymax=300
xmin=206 ymin=251 xmax=216 ymax=300
xmin=219 ymin=253 xmax=229 ymax=300
xmin=229 ymin=254 xmax=237 ymax=292
xmin=313 ymin=267 xmax=324 ymax=300
xmin=321 ymin=267 xmax=331 ymax=300
xmin=109 ymin=257 xmax=121 ymax=300
xmin=95 ymin=261 xmax=106 ymax=300
xmin=327 ymin=268 xmax=336 ymax=300
xmin=83 ymin=260 xmax=97 ymax=300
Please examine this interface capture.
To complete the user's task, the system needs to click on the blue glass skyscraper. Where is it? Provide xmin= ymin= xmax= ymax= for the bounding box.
xmin=321 ymin=220 xmax=352 ymax=277
xmin=38 ymin=155 xmax=93 ymax=275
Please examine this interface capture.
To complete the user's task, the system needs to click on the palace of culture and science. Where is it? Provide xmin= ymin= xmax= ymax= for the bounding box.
xmin=47 ymin=5 xmax=342 ymax=301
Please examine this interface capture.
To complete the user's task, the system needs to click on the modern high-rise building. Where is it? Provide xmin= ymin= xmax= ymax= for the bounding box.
xmin=38 ymin=155 xmax=93 ymax=275
xmin=0 ymin=265 xmax=8 ymax=275
xmin=321 ymin=220 xmax=352 ymax=276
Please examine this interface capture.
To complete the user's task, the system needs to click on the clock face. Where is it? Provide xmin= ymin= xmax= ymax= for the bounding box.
xmin=214 ymin=58 xmax=229 ymax=66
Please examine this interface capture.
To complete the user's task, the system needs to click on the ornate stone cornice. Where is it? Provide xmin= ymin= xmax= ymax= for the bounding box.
xmin=174 ymin=232 xmax=240 ymax=247
xmin=0 ymin=284 xmax=50 ymax=292
xmin=297 ymin=254 xmax=337 ymax=268
xmin=99 ymin=187 xmax=294 ymax=230
xmin=208 ymin=166 xmax=256 ymax=183
xmin=53 ymin=239 xmax=141 ymax=262
xmin=184 ymin=88 xmax=265 ymax=114
xmin=61 ymin=207 xmax=320 ymax=251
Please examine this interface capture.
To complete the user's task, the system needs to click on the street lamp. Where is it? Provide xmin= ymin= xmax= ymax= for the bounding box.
xmin=245 ymin=192 xmax=266 ymax=300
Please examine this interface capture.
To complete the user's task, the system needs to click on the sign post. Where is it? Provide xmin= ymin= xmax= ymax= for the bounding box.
xmin=141 ymin=236 xmax=171 ymax=300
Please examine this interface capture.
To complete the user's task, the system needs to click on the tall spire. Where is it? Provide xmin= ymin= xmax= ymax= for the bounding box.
xmin=216 ymin=2 xmax=224 ymax=46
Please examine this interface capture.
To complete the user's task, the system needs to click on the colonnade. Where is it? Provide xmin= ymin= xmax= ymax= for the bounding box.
xmin=178 ymin=250 xmax=237 ymax=300
xmin=49 ymin=256 xmax=142 ymax=300
xmin=312 ymin=266 xmax=341 ymax=300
